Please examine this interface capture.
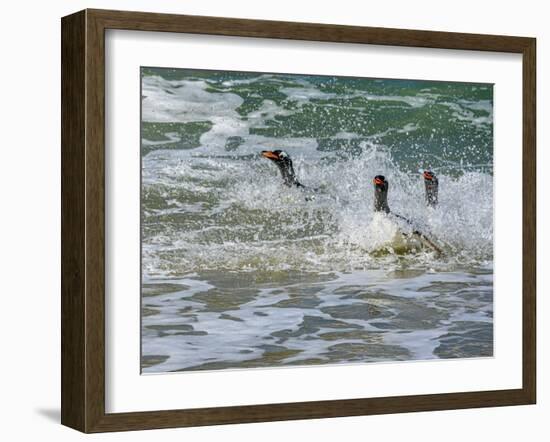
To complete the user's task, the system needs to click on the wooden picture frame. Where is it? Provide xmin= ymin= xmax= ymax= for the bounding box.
xmin=61 ymin=8 xmax=536 ymax=433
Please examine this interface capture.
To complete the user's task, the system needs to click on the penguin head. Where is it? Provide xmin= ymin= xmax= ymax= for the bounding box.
xmin=373 ymin=175 xmax=388 ymax=191
xmin=261 ymin=150 xmax=292 ymax=166
xmin=423 ymin=170 xmax=437 ymax=181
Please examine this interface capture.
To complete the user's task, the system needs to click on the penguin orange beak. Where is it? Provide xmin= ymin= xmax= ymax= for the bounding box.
xmin=373 ymin=177 xmax=385 ymax=186
xmin=423 ymin=171 xmax=434 ymax=180
xmin=261 ymin=150 xmax=280 ymax=160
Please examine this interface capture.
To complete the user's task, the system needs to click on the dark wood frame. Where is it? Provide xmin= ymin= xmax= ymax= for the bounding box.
xmin=61 ymin=8 xmax=536 ymax=433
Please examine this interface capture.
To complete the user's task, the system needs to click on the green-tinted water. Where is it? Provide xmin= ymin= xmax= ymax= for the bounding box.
xmin=140 ymin=68 xmax=493 ymax=373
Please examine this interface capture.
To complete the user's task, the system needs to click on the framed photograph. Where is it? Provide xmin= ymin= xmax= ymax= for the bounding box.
xmin=61 ymin=9 xmax=536 ymax=433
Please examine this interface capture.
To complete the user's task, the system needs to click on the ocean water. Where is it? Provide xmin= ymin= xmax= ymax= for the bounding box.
xmin=140 ymin=67 xmax=493 ymax=373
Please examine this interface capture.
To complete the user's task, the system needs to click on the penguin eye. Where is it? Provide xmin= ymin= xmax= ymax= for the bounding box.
xmin=279 ymin=151 xmax=288 ymax=158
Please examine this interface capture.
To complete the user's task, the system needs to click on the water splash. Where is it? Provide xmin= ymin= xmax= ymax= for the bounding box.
xmin=142 ymin=145 xmax=492 ymax=277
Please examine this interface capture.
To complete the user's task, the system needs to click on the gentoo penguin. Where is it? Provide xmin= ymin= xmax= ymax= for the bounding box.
xmin=261 ymin=150 xmax=305 ymax=188
xmin=373 ymin=174 xmax=443 ymax=255
xmin=373 ymin=175 xmax=390 ymax=213
xmin=423 ymin=170 xmax=438 ymax=207
xmin=261 ymin=150 xmax=322 ymax=198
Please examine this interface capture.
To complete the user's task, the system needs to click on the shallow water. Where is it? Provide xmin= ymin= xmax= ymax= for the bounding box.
xmin=140 ymin=68 xmax=493 ymax=373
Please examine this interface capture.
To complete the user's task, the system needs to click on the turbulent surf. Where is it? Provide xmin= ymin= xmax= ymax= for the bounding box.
xmin=140 ymin=68 xmax=493 ymax=373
